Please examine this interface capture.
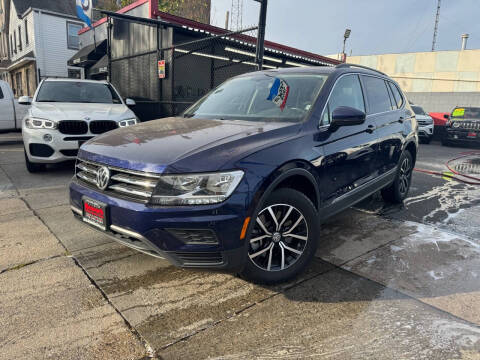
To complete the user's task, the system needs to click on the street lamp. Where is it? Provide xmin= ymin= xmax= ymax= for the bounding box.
xmin=342 ymin=28 xmax=351 ymax=62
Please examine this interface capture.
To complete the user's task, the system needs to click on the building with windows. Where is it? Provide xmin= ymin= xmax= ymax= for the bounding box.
xmin=1 ymin=0 xmax=84 ymax=97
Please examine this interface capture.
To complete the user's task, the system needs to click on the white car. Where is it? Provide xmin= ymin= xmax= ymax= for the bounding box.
xmin=0 ymin=80 xmax=30 ymax=130
xmin=20 ymin=78 xmax=138 ymax=172
xmin=411 ymin=105 xmax=434 ymax=144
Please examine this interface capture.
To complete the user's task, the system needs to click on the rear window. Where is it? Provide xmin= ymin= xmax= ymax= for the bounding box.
xmin=451 ymin=107 xmax=480 ymax=119
xmin=362 ymin=76 xmax=392 ymax=114
xmin=388 ymin=82 xmax=404 ymax=109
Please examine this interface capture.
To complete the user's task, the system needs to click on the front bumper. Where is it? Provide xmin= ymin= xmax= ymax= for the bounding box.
xmin=445 ymin=129 xmax=480 ymax=143
xmin=69 ymin=179 xmax=249 ymax=271
xmin=23 ymin=127 xmax=93 ymax=163
xmin=418 ymin=124 xmax=434 ymax=138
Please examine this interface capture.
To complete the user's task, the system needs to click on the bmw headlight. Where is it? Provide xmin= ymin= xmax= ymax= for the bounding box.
xmin=151 ymin=170 xmax=244 ymax=205
xmin=25 ymin=117 xmax=57 ymax=129
xmin=118 ymin=118 xmax=138 ymax=127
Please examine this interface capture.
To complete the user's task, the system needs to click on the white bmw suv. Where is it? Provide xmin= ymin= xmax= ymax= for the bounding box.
xmin=20 ymin=78 xmax=138 ymax=172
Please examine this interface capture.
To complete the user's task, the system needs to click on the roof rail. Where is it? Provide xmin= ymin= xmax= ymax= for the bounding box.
xmin=336 ymin=63 xmax=387 ymax=76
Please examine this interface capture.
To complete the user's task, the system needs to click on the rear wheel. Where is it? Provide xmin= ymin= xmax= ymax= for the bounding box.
xmin=381 ymin=150 xmax=413 ymax=203
xmin=24 ymin=149 xmax=45 ymax=173
xmin=240 ymin=188 xmax=319 ymax=284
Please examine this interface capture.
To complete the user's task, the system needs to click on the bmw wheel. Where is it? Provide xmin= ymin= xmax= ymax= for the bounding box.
xmin=240 ymin=188 xmax=319 ymax=284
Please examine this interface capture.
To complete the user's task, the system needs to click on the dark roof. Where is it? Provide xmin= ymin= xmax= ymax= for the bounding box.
xmin=68 ymin=40 xmax=107 ymax=66
xmin=12 ymin=0 xmax=77 ymax=17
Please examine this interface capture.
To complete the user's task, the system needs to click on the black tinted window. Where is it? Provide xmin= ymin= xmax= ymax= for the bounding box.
xmin=321 ymin=74 xmax=365 ymax=125
xmin=411 ymin=106 xmax=426 ymax=115
xmin=36 ymin=82 xmax=122 ymax=104
xmin=389 ymin=82 xmax=404 ymax=109
xmin=0 ymin=86 xmax=3 ymax=99
xmin=362 ymin=76 xmax=392 ymax=114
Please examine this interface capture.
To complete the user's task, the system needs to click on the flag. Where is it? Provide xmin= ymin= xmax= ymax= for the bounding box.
xmin=76 ymin=0 xmax=92 ymax=28
xmin=267 ymin=78 xmax=290 ymax=111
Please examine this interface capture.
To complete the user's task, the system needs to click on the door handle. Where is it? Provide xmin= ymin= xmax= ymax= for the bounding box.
xmin=366 ymin=124 xmax=376 ymax=133
xmin=398 ymin=117 xmax=405 ymax=124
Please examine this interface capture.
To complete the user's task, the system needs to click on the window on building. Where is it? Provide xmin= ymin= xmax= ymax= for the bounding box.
xmin=362 ymin=76 xmax=392 ymax=115
xmin=67 ymin=22 xmax=82 ymax=50
xmin=13 ymin=31 xmax=16 ymax=54
xmin=18 ymin=26 xmax=22 ymax=52
xmin=25 ymin=19 xmax=29 ymax=45
xmin=68 ymin=68 xmax=81 ymax=79
xmin=321 ymin=74 xmax=365 ymax=126
xmin=26 ymin=68 xmax=31 ymax=96
xmin=15 ymin=72 xmax=22 ymax=95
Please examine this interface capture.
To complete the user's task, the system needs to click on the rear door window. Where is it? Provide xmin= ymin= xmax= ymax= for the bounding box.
xmin=362 ymin=76 xmax=392 ymax=114
xmin=388 ymin=82 xmax=404 ymax=109
xmin=321 ymin=74 xmax=365 ymax=125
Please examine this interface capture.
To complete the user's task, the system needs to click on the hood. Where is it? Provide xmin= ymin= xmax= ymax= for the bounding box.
xmin=415 ymin=114 xmax=432 ymax=120
xmin=79 ymin=117 xmax=300 ymax=173
xmin=30 ymin=102 xmax=135 ymax=122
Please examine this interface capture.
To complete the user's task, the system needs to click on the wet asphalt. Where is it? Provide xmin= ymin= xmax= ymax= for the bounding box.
xmin=0 ymin=136 xmax=479 ymax=359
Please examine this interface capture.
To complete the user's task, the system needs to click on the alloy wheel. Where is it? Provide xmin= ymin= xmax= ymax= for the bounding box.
xmin=248 ymin=204 xmax=308 ymax=272
xmin=398 ymin=157 xmax=411 ymax=195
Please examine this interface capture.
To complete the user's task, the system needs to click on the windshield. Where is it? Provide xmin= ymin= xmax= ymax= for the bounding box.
xmin=451 ymin=107 xmax=480 ymax=120
xmin=36 ymin=81 xmax=122 ymax=104
xmin=411 ymin=105 xmax=426 ymax=115
xmin=183 ymin=73 xmax=328 ymax=123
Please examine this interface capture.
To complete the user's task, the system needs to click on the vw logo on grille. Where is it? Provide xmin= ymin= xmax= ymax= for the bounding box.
xmin=96 ymin=166 xmax=110 ymax=190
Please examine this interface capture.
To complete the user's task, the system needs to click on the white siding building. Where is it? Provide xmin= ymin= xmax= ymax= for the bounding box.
xmin=6 ymin=0 xmax=84 ymax=96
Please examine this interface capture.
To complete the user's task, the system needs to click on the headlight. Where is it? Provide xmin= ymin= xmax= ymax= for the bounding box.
xmin=118 ymin=118 xmax=138 ymax=127
xmin=151 ymin=170 xmax=244 ymax=205
xmin=25 ymin=117 xmax=57 ymax=129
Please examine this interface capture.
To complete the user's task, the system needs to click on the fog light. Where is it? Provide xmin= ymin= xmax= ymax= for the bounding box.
xmin=43 ymin=134 xmax=53 ymax=142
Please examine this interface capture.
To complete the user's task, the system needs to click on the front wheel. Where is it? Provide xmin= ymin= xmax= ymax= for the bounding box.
xmin=381 ymin=150 xmax=413 ymax=203
xmin=240 ymin=188 xmax=319 ymax=284
xmin=24 ymin=149 xmax=45 ymax=173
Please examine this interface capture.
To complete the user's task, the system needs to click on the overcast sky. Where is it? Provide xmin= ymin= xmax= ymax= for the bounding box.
xmin=211 ymin=0 xmax=480 ymax=56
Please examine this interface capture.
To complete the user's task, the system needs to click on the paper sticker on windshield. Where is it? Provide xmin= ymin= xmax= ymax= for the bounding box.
xmin=452 ymin=108 xmax=465 ymax=117
xmin=267 ymin=78 xmax=290 ymax=110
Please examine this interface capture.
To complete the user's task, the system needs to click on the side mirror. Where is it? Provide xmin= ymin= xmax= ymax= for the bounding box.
xmin=443 ymin=114 xmax=450 ymax=120
xmin=18 ymin=96 xmax=32 ymax=105
xmin=330 ymin=106 xmax=366 ymax=130
xmin=125 ymin=98 xmax=136 ymax=106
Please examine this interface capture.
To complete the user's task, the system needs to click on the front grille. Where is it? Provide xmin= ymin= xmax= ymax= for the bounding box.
xmin=90 ymin=121 xmax=118 ymax=134
xmin=167 ymin=229 xmax=218 ymax=245
xmin=173 ymin=251 xmax=224 ymax=266
xmin=58 ymin=121 xmax=88 ymax=135
xmin=418 ymin=120 xmax=432 ymax=126
xmin=455 ymin=121 xmax=480 ymax=130
xmin=75 ymin=159 xmax=160 ymax=202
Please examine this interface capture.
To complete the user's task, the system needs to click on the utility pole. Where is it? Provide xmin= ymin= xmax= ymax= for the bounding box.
xmin=432 ymin=0 xmax=441 ymax=51
xmin=254 ymin=0 xmax=268 ymax=70
xmin=225 ymin=11 xmax=230 ymax=30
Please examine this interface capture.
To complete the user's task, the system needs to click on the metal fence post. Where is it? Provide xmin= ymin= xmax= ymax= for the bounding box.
xmin=255 ymin=0 xmax=268 ymax=70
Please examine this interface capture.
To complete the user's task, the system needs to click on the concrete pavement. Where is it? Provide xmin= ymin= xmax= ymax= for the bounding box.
xmin=0 ymin=140 xmax=479 ymax=359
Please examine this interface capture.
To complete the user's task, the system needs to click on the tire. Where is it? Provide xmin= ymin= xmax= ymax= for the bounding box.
xmin=240 ymin=188 xmax=319 ymax=284
xmin=381 ymin=150 xmax=413 ymax=204
xmin=24 ymin=149 xmax=45 ymax=173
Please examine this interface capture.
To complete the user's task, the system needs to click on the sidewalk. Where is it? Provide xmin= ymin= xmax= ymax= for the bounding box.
xmin=0 ymin=132 xmax=22 ymax=145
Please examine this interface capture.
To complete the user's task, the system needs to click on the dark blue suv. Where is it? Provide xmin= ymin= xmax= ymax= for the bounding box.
xmin=70 ymin=64 xmax=418 ymax=284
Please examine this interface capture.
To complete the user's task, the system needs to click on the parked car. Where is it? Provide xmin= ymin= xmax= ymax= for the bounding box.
xmin=20 ymin=78 xmax=138 ymax=172
xmin=411 ymin=105 xmax=433 ymax=144
xmin=442 ymin=107 xmax=480 ymax=146
xmin=0 ymin=80 xmax=30 ymax=131
xmin=70 ymin=64 xmax=418 ymax=284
